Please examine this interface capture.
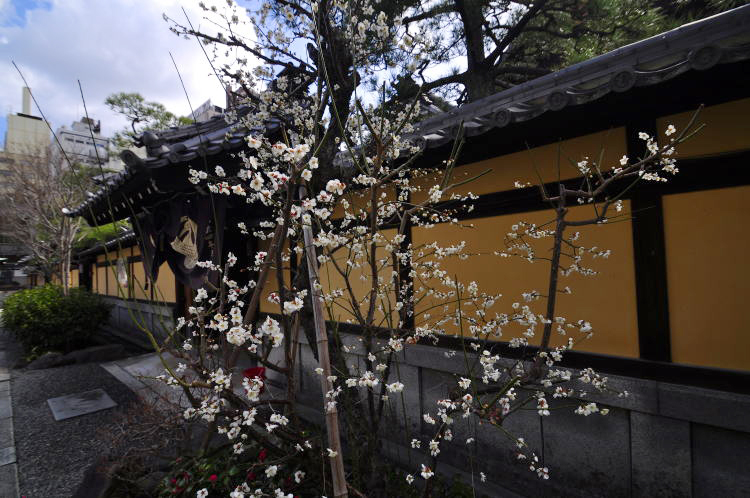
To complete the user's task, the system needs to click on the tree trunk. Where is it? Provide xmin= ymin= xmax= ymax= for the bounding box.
xmin=455 ymin=0 xmax=497 ymax=101
xmin=61 ymin=218 xmax=71 ymax=296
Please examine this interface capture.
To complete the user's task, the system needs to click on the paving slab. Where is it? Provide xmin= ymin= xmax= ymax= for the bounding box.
xmin=0 ymin=417 xmax=12 ymax=449
xmin=0 ymin=397 xmax=10 ymax=420
xmin=0 ymin=445 xmax=15 ymax=466
xmin=0 ymin=462 xmax=19 ymax=497
xmin=100 ymin=362 xmax=149 ymax=393
xmin=106 ymin=353 xmax=198 ymax=409
xmin=47 ymin=388 xmax=117 ymax=421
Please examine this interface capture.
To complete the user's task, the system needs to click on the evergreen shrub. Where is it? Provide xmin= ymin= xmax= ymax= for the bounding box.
xmin=1 ymin=284 xmax=111 ymax=353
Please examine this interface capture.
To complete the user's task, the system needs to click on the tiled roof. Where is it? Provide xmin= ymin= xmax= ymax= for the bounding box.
xmin=69 ymin=5 xmax=750 ymax=220
xmin=76 ymin=230 xmax=137 ymax=258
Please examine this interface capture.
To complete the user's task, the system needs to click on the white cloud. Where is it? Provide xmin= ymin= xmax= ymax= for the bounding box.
xmin=0 ymin=0 xmax=14 ymax=26
xmin=0 ymin=0 xmax=256 ymax=144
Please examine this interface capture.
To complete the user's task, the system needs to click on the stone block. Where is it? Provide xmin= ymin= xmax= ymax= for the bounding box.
xmin=630 ymin=411 xmax=691 ymax=497
xmin=380 ymin=439 xmax=526 ymax=498
xmin=542 ymin=401 xmax=631 ymax=498
xmin=405 ymin=343 xmax=474 ymax=375
xmin=419 ymin=368 xmax=452 ymax=434
xmin=417 ymin=368 xmax=479 ymax=471
xmin=67 ymin=344 xmax=126 ymax=364
xmin=264 ymin=346 xmax=287 ymax=388
xmin=47 ymin=388 xmax=117 ymax=421
xmin=0 ymin=463 xmax=18 ymax=498
xmin=658 ymin=382 xmax=750 ymax=433
xmin=581 ymin=373 xmax=659 ymax=414
xmin=101 ymin=363 xmax=148 ymax=394
xmin=337 ymin=333 xmax=367 ymax=355
xmin=378 ymin=361 xmax=421 ymax=444
xmin=475 ymin=390 xmax=546 ymax=498
xmin=296 ymin=341 xmax=323 ymax=408
xmin=0 ymin=446 xmax=15 ymax=466
xmin=27 ymin=351 xmax=73 ymax=370
xmin=0 ymin=396 xmax=10 ymax=420
xmin=692 ymin=423 xmax=750 ymax=498
xmin=0 ymin=417 xmax=13 ymax=449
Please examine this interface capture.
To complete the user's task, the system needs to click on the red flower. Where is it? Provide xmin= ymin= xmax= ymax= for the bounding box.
xmin=258 ymin=448 xmax=268 ymax=462
xmin=209 ymin=474 xmax=218 ymax=482
xmin=247 ymin=471 xmax=257 ymax=481
xmin=243 ymin=367 xmax=267 ymax=394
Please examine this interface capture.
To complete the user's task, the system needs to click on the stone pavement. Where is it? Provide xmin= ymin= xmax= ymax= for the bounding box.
xmin=0 ymin=334 xmax=20 ymax=498
xmin=101 ymin=350 xmax=258 ymax=406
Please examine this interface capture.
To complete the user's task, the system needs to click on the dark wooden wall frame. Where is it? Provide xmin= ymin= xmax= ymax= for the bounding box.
xmin=626 ymin=119 xmax=673 ymax=363
xmin=324 ymin=153 xmax=750 ymax=393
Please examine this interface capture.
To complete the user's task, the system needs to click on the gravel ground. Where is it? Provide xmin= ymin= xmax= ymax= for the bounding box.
xmin=11 ymin=358 xmax=139 ymax=497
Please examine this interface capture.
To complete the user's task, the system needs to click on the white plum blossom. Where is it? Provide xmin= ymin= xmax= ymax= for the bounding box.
xmin=575 ymin=402 xmax=600 ymax=416
xmin=325 ymin=179 xmax=345 ymax=195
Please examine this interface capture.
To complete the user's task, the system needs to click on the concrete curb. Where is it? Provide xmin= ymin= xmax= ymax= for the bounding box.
xmin=0 ymin=363 xmax=20 ymax=498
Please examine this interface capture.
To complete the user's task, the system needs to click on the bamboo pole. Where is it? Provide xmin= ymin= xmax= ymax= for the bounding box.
xmin=300 ymin=187 xmax=348 ymax=498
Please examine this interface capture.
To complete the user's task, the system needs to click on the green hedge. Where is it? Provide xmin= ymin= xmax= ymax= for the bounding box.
xmin=1 ymin=284 xmax=111 ymax=353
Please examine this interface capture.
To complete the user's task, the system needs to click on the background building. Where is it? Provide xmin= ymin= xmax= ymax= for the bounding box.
xmin=0 ymin=87 xmax=49 ymax=288
xmin=52 ymin=117 xmax=121 ymax=170
xmin=2 ymin=87 xmax=49 ymax=156
xmin=193 ymin=99 xmax=224 ymax=122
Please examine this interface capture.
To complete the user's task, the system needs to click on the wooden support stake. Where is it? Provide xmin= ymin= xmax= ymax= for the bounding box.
xmin=300 ymin=187 xmax=348 ymax=498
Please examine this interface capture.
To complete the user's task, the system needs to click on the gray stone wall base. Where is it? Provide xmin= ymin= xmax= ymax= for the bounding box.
xmin=692 ymin=423 xmax=750 ymax=498
xmin=284 ymin=331 xmax=750 ymax=497
xmin=631 ymin=411 xmax=691 ymax=497
xmin=101 ymin=297 xmax=174 ymax=346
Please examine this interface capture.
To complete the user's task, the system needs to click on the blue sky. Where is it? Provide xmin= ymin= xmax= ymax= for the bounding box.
xmin=0 ymin=0 xmax=255 ymax=150
xmin=0 ymin=1 xmax=51 ymax=145
xmin=1 ymin=0 xmax=52 ymax=27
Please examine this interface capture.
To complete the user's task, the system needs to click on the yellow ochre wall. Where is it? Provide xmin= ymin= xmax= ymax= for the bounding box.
xmin=663 ymin=185 xmax=750 ymax=371
xmin=657 ymin=98 xmax=750 ymax=159
xmin=412 ymin=128 xmax=627 ymax=203
xmin=91 ymin=245 xmax=176 ymax=303
xmin=412 ymin=203 xmax=639 ymax=358
xmin=153 ymin=262 xmax=177 ymax=303
xmin=319 ymin=229 xmax=399 ymax=328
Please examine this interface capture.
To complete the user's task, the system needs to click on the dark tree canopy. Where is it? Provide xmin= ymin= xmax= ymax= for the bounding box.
xmin=105 ymin=92 xmax=193 ymax=148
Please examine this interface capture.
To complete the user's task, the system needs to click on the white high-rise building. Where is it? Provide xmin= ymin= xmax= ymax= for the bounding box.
xmin=193 ymin=99 xmax=224 ymax=122
xmin=53 ymin=117 xmax=114 ymax=168
xmin=3 ymin=87 xmax=50 ymax=156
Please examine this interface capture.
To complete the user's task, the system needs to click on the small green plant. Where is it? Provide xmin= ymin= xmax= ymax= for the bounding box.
xmin=1 ymin=284 xmax=111 ymax=353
